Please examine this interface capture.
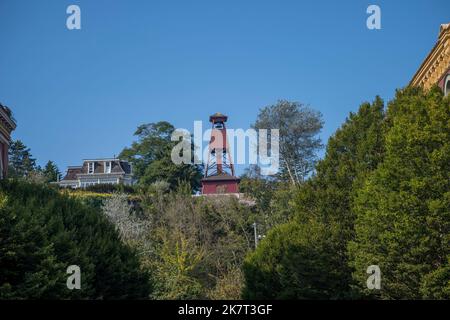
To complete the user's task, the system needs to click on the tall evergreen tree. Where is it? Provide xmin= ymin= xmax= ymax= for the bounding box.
xmin=8 ymin=140 xmax=37 ymax=178
xmin=42 ymin=160 xmax=61 ymax=183
xmin=243 ymin=97 xmax=386 ymax=299
xmin=294 ymin=96 xmax=386 ymax=296
xmin=349 ymin=86 xmax=450 ymax=299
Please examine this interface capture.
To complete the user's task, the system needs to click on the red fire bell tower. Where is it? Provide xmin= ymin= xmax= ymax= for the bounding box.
xmin=201 ymin=112 xmax=240 ymax=194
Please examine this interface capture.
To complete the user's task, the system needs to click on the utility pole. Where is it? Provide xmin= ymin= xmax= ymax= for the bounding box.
xmin=252 ymin=222 xmax=258 ymax=249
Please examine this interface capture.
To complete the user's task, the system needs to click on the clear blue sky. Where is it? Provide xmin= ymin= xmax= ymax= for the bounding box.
xmin=1 ymin=0 xmax=449 ymax=175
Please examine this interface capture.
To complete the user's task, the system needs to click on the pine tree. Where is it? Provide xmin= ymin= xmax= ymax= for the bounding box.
xmin=42 ymin=161 xmax=61 ymax=183
xmin=8 ymin=140 xmax=37 ymax=178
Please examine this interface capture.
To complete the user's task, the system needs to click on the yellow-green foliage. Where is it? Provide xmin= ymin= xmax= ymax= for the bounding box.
xmin=130 ymin=192 xmax=254 ymax=300
xmin=61 ymin=189 xmax=113 ymax=199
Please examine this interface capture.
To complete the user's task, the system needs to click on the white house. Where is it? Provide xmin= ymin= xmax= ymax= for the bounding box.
xmin=57 ymin=158 xmax=134 ymax=188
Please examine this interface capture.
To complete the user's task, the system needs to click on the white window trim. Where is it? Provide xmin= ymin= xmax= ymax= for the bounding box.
xmin=104 ymin=161 xmax=112 ymax=174
xmin=88 ymin=162 xmax=95 ymax=174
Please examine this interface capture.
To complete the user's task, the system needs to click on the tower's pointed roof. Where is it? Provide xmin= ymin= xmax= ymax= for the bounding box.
xmin=209 ymin=112 xmax=228 ymax=122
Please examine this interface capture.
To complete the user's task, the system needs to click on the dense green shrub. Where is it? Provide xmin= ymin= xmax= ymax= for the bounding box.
xmin=349 ymin=86 xmax=450 ymax=299
xmin=243 ymin=87 xmax=450 ymax=300
xmin=242 ymin=221 xmax=342 ymax=299
xmin=0 ymin=180 xmax=151 ymax=299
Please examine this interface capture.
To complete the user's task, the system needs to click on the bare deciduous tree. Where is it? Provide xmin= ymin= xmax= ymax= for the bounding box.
xmin=253 ymin=100 xmax=324 ymax=185
xmin=103 ymin=193 xmax=151 ymax=250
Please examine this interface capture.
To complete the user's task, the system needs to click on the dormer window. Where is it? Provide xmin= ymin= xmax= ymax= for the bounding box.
xmin=88 ymin=162 xmax=95 ymax=174
xmin=104 ymin=161 xmax=111 ymax=174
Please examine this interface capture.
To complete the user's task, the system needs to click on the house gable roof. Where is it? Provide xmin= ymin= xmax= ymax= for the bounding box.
xmin=61 ymin=159 xmax=132 ymax=180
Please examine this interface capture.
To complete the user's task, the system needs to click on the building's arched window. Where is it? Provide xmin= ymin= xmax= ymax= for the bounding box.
xmin=445 ymin=75 xmax=450 ymax=97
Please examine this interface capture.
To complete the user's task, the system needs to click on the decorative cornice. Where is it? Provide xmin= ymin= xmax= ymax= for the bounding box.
xmin=410 ymin=23 xmax=450 ymax=89
xmin=0 ymin=107 xmax=16 ymax=132
xmin=439 ymin=23 xmax=450 ymax=40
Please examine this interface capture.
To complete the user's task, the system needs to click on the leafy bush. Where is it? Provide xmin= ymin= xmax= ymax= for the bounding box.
xmin=105 ymin=187 xmax=255 ymax=300
xmin=243 ymin=221 xmax=350 ymax=299
xmin=0 ymin=180 xmax=151 ymax=299
xmin=147 ymin=193 xmax=255 ymax=299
